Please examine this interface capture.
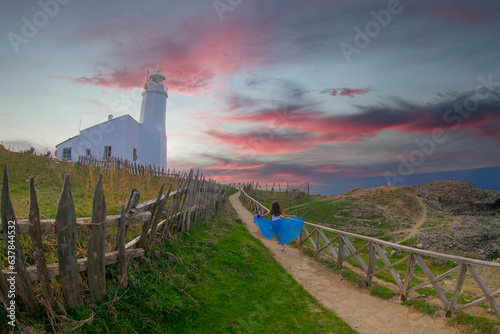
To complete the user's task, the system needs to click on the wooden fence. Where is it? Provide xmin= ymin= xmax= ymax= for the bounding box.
xmin=0 ymin=166 xmax=227 ymax=315
xmin=77 ymin=155 xmax=179 ymax=178
xmin=240 ymin=187 xmax=500 ymax=321
xmin=230 ymin=181 xmax=310 ymax=195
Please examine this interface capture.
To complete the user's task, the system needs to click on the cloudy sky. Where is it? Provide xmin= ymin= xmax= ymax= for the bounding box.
xmin=1 ymin=0 xmax=499 ymax=193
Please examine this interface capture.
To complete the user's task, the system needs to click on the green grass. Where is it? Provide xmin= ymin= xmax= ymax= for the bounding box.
xmin=402 ymin=300 xmax=500 ymax=334
xmin=447 ymin=311 xmax=500 ymax=334
xmin=401 ymin=299 xmax=442 ymax=316
xmin=0 ymin=145 xmax=180 ymax=220
xmin=0 ymin=205 xmax=356 ymax=333
xmin=370 ymin=285 xmax=399 ymax=300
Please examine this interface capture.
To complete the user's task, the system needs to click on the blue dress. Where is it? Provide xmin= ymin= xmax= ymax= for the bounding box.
xmin=253 ymin=215 xmax=304 ymax=245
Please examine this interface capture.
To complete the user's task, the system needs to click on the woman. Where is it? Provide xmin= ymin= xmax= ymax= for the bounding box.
xmin=254 ymin=201 xmax=304 ymax=250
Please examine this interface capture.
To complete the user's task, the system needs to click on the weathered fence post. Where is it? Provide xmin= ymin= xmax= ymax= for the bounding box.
xmin=185 ymin=171 xmax=199 ymax=231
xmin=145 ymin=183 xmax=172 ymax=250
xmin=118 ymin=204 xmax=127 ymax=289
xmin=124 ymin=189 xmax=140 ymax=214
xmin=315 ymin=228 xmax=320 ymax=254
xmin=55 ymin=174 xmax=83 ymax=308
xmin=194 ymin=178 xmax=205 ymax=223
xmin=365 ymin=240 xmax=376 ymax=287
xmin=29 ymin=177 xmax=56 ymax=310
xmin=199 ymin=177 xmax=207 ymax=221
xmin=88 ymin=174 xmax=107 ymax=303
xmin=0 ymin=268 xmax=10 ymax=312
xmin=446 ymin=263 xmax=467 ymax=317
xmin=180 ymin=170 xmax=194 ymax=232
xmin=1 ymin=166 xmax=39 ymax=313
xmin=137 ymin=183 xmax=165 ymax=249
xmin=401 ymin=253 xmax=416 ymax=301
xmin=337 ymin=236 xmax=344 ymax=270
xmin=164 ymin=175 xmax=186 ymax=233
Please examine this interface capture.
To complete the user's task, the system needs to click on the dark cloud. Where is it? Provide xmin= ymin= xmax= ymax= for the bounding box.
xmin=321 ymin=88 xmax=370 ymax=98
xmin=200 ymin=87 xmax=500 ymax=184
xmin=217 ymin=87 xmax=500 ymax=142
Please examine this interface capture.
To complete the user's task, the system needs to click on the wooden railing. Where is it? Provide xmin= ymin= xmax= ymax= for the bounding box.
xmin=240 ymin=188 xmax=500 ymax=321
xmin=230 ymin=181 xmax=310 ymax=195
xmin=0 ymin=167 xmax=226 ymax=315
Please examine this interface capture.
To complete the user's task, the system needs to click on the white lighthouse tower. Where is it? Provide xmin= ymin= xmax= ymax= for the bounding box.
xmin=139 ymin=70 xmax=168 ymax=169
xmin=55 ymin=69 xmax=169 ymax=169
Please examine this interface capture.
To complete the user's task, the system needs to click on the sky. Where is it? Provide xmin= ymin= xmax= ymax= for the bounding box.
xmin=1 ymin=0 xmax=500 ymax=194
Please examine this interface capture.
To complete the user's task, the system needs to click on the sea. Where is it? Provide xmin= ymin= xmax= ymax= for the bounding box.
xmin=312 ymin=165 xmax=500 ymax=196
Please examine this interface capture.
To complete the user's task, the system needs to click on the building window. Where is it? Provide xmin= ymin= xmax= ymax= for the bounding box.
xmin=104 ymin=145 xmax=112 ymax=159
xmin=62 ymin=148 xmax=72 ymax=161
xmin=86 ymin=148 xmax=91 ymax=156
xmin=133 ymin=148 xmax=137 ymax=161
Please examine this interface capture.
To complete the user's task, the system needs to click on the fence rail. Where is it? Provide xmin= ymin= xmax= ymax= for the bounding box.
xmin=0 ymin=166 xmax=227 ymax=315
xmin=239 ymin=187 xmax=500 ymax=321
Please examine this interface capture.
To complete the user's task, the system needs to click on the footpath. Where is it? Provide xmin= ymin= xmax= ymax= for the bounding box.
xmin=229 ymin=192 xmax=460 ymax=334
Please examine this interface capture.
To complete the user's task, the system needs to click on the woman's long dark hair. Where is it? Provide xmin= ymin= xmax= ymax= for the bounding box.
xmin=270 ymin=202 xmax=282 ymax=216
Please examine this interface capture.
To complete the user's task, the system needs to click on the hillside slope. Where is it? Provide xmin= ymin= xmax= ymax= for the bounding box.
xmin=314 ymin=181 xmax=500 ymax=261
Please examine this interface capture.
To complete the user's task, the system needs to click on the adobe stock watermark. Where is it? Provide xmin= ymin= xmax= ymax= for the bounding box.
xmin=6 ymin=220 xmax=17 ymax=327
xmin=110 ymin=89 xmax=143 ymax=116
xmin=68 ymin=122 xmax=116 ymax=157
xmin=384 ymin=73 xmax=500 ymax=186
xmin=339 ymin=0 xmax=412 ymax=63
xmin=213 ymin=0 xmax=244 ymax=21
xmin=7 ymin=0 xmax=71 ymax=55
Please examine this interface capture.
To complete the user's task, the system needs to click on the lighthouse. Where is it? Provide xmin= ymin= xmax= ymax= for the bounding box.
xmin=55 ymin=70 xmax=169 ymax=170
xmin=139 ymin=71 xmax=168 ymax=169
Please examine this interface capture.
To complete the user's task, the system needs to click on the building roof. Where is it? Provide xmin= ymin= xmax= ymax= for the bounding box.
xmin=56 ymin=114 xmax=139 ymax=147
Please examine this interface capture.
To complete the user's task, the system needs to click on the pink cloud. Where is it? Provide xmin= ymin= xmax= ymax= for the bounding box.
xmin=313 ymin=166 xmax=349 ymax=174
xmin=54 ymin=14 xmax=272 ymax=95
xmin=203 ymin=163 xmax=265 ymax=171
xmin=206 ymin=128 xmax=319 ymax=155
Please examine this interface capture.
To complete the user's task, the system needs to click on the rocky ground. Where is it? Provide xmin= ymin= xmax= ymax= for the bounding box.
xmin=320 ymin=180 xmax=500 ymax=322
xmin=408 ymin=180 xmax=500 ymax=216
xmin=409 ymin=181 xmax=500 ymax=261
xmin=328 ymin=180 xmax=500 ymax=261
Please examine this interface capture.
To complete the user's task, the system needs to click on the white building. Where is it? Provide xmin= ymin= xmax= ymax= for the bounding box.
xmin=55 ymin=71 xmax=168 ymax=169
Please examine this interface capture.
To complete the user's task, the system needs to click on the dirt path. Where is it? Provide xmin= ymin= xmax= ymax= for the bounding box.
xmin=398 ymin=191 xmax=427 ymax=243
xmin=230 ymin=192 xmax=460 ymax=334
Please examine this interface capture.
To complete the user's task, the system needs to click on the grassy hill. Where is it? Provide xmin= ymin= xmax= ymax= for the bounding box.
xmin=0 ymin=145 xmax=172 ymax=219
xmin=0 ymin=147 xmax=355 ymax=333
xmin=248 ymin=183 xmax=500 ymax=255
